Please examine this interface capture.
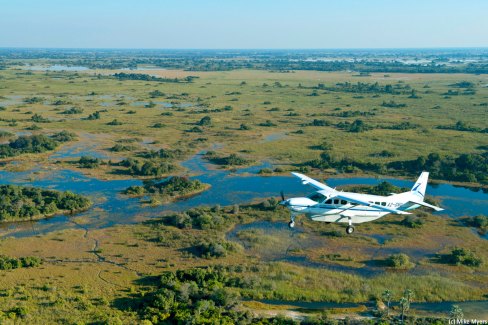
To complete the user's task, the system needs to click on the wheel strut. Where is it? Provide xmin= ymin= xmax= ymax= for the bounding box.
xmin=346 ymin=217 xmax=354 ymax=234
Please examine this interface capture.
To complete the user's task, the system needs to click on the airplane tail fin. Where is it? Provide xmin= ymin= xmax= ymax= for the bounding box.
xmin=411 ymin=172 xmax=429 ymax=199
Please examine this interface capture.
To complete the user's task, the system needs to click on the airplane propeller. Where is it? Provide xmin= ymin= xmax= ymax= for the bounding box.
xmin=279 ymin=190 xmax=288 ymax=206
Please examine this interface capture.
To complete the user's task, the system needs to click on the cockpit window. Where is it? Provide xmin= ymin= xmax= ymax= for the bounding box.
xmin=308 ymin=193 xmax=326 ymax=203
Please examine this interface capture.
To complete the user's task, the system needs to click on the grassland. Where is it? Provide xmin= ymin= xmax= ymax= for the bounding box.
xmin=0 ymin=68 xmax=487 ymax=184
xmin=0 ymin=201 xmax=487 ymax=322
xmin=0 ymin=62 xmax=487 ymax=322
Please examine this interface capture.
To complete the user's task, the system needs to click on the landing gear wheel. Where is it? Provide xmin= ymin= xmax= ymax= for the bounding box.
xmin=346 ymin=225 xmax=355 ymax=234
xmin=288 ymin=221 xmax=295 ymax=228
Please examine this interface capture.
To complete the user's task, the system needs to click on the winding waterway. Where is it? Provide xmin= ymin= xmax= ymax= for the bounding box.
xmin=0 ymin=152 xmax=487 ymax=238
xmin=1 ymin=150 xmax=487 ymax=316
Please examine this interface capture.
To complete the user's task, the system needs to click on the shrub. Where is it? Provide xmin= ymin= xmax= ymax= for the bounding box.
xmin=385 ymin=253 xmax=413 ymax=269
xmin=401 ymin=215 xmax=425 ymax=228
xmin=205 ymin=153 xmax=251 ymax=166
xmin=110 ymin=144 xmax=134 ymax=152
xmin=107 ymin=119 xmax=123 ymax=126
xmin=61 ymin=107 xmax=83 ymax=114
xmin=78 ymin=156 xmax=101 ymax=168
xmin=439 ymin=248 xmax=482 ymax=267
xmin=195 ymin=241 xmax=236 ymax=258
xmin=197 ymin=116 xmax=212 ymax=126
xmin=466 ymin=215 xmax=488 ymax=229
xmin=86 ymin=111 xmax=101 ymax=120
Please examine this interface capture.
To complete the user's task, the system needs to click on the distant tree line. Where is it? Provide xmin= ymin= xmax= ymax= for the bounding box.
xmin=314 ymin=81 xmax=414 ymax=95
xmin=303 ymin=150 xmax=488 ymax=184
xmin=388 ymin=152 xmax=488 ymax=184
xmin=112 ymin=72 xmax=197 ymax=83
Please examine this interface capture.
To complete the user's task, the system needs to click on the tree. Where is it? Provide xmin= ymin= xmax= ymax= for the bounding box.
xmin=400 ymin=289 xmax=414 ymax=323
xmin=381 ymin=289 xmax=392 ymax=316
xmin=197 ymin=116 xmax=212 ymax=126
xmin=450 ymin=305 xmax=464 ymax=321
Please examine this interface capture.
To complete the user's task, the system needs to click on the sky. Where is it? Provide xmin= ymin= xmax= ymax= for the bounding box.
xmin=1 ymin=0 xmax=487 ymax=49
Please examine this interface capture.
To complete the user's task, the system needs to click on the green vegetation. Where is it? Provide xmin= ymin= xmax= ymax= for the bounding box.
xmin=159 ymin=206 xmax=236 ymax=230
xmin=0 ymin=256 xmax=42 ymax=270
xmin=464 ymin=215 xmax=488 ymax=233
xmin=0 ymin=132 xmax=75 ymax=158
xmin=123 ymin=176 xmax=208 ymax=203
xmin=78 ymin=156 xmax=101 ymax=168
xmin=435 ymin=248 xmax=483 ymax=267
xmin=204 ymin=152 xmax=252 ymax=167
xmin=0 ymin=185 xmax=91 ymax=221
xmin=384 ymin=253 xmax=414 ymax=269
xmin=113 ymin=72 xmax=196 ymax=83
xmin=401 ymin=215 xmax=425 ymax=228
xmin=438 ymin=120 xmax=488 ymax=133
xmin=61 ymin=107 xmax=84 ymax=115
xmin=125 ymin=268 xmax=251 ymax=324
xmin=388 ymin=152 xmax=488 ymax=184
xmin=110 ymin=144 xmax=134 ymax=152
xmin=381 ymin=100 xmax=407 ymax=108
xmin=118 ymin=158 xmax=175 ymax=177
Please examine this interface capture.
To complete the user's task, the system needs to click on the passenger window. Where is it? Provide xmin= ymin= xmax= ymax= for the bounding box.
xmin=333 ymin=199 xmax=339 ymax=204
xmin=325 ymin=199 xmax=332 ymax=204
xmin=341 ymin=200 xmax=347 ymax=205
xmin=381 ymin=202 xmax=386 ymax=206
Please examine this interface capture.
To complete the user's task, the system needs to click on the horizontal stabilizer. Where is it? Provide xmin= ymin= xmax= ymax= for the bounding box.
xmin=408 ymin=198 xmax=444 ymax=212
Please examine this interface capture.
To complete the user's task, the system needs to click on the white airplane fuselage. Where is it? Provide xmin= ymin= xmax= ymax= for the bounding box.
xmin=286 ymin=191 xmax=419 ymax=224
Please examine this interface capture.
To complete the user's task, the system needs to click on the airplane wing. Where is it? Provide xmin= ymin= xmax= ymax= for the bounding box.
xmin=291 ymin=172 xmax=334 ymax=192
xmin=333 ymin=193 xmax=412 ymax=215
xmin=407 ymin=198 xmax=444 ymax=212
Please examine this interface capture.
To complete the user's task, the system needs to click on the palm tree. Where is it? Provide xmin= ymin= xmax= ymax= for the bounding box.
xmin=381 ymin=289 xmax=393 ymax=316
xmin=450 ymin=305 xmax=464 ymax=320
xmin=400 ymin=289 xmax=414 ymax=323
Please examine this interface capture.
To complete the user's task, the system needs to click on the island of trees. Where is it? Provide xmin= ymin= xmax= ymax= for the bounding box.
xmin=0 ymin=185 xmax=91 ymax=222
xmin=123 ymin=176 xmax=209 ymax=204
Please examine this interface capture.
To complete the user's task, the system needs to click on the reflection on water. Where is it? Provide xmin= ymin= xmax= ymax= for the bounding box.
xmin=257 ymin=299 xmax=488 ymax=318
xmin=0 ymin=153 xmax=487 ymax=238
xmin=25 ymin=65 xmax=90 ymax=71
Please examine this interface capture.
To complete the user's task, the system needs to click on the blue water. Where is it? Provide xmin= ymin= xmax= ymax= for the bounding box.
xmin=257 ymin=299 xmax=488 ymax=318
xmin=0 ymin=153 xmax=486 ymax=237
xmin=26 ymin=65 xmax=90 ymax=71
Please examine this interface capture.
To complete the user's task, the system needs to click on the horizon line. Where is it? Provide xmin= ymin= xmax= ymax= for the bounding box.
xmin=1 ymin=46 xmax=488 ymax=51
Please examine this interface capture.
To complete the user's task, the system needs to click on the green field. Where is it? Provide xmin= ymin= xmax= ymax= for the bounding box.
xmin=1 ymin=68 xmax=487 ymax=183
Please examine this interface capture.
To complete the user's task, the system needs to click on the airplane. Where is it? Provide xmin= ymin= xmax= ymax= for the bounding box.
xmin=280 ymin=171 xmax=444 ymax=234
